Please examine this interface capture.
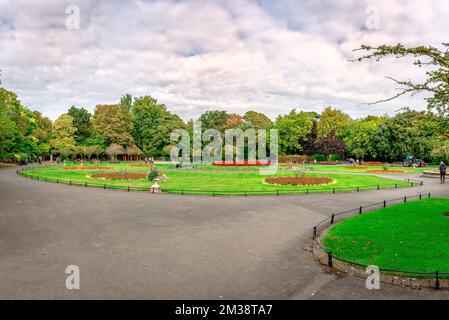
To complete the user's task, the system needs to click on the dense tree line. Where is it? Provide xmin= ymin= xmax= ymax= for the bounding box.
xmin=1 ymin=42 xmax=448 ymax=163
xmin=0 ymin=86 xmax=447 ymax=164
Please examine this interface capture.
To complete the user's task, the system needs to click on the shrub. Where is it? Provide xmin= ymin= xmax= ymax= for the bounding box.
xmin=312 ymin=154 xmax=327 ymax=162
xmin=327 ymin=153 xmax=341 ymax=161
xmin=147 ymin=168 xmax=161 ymax=182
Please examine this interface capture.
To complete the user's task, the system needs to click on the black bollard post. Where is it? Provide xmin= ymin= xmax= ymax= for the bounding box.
xmin=436 ymin=271 xmax=440 ymax=290
xmin=328 ymin=253 xmax=333 ymax=268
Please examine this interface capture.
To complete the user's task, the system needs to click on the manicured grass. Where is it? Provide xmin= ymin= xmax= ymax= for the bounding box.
xmin=323 ymin=198 xmax=449 ymax=276
xmin=20 ymin=163 xmax=413 ymax=195
xmin=158 ymin=170 xmax=410 ymax=194
xmin=305 ymin=164 xmax=426 ymax=173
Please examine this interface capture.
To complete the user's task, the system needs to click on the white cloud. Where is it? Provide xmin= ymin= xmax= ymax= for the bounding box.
xmin=0 ymin=0 xmax=447 ymax=120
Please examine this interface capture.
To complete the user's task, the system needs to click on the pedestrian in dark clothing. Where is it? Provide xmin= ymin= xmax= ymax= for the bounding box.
xmin=440 ymin=162 xmax=447 ymax=184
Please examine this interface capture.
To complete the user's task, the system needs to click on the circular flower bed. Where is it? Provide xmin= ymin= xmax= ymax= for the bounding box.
xmin=265 ymin=177 xmax=333 ymax=186
xmin=64 ymin=166 xmax=113 ymax=170
xmin=90 ymin=172 xmax=147 ymax=180
xmin=365 ymin=169 xmax=405 ymax=174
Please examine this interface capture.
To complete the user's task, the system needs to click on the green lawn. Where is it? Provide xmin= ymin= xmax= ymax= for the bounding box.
xmin=20 ymin=163 xmax=414 ymax=195
xmin=323 ymin=198 xmax=449 ymax=276
xmin=304 ymin=164 xmax=427 ymax=173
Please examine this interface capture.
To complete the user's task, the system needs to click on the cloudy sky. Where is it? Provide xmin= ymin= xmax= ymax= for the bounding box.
xmin=1 ymin=0 xmax=448 ymax=121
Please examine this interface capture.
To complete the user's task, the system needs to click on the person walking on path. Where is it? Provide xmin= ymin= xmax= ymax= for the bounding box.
xmin=440 ymin=162 xmax=447 ymax=184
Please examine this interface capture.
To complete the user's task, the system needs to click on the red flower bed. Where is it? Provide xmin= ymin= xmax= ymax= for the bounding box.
xmin=364 ymin=162 xmax=383 ymax=166
xmin=265 ymin=177 xmax=333 ymax=186
xmin=365 ymin=170 xmax=405 ymax=174
xmin=212 ymin=161 xmax=272 ymax=167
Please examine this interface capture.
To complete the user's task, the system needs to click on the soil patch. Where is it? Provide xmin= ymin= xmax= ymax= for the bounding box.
xmin=265 ymin=177 xmax=333 ymax=186
xmin=90 ymin=172 xmax=147 ymax=180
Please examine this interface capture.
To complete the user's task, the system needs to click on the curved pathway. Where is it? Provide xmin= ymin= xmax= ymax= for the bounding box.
xmin=1 ymin=166 xmax=448 ymax=299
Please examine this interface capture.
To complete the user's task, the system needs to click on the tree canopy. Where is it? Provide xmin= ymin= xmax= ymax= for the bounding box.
xmin=1 ymin=84 xmax=447 ymax=163
xmin=273 ymin=110 xmax=314 ymax=155
xmin=68 ymin=106 xmax=92 ymax=144
xmin=131 ymin=96 xmax=184 ymax=157
xmin=92 ymin=104 xmax=133 ymax=146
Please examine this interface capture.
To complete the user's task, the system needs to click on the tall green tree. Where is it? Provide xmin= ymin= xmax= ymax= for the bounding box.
xmin=198 ymin=110 xmax=229 ymax=132
xmin=67 ymin=106 xmax=92 ymax=144
xmin=32 ymin=111 xmax=53 ymax=158
xmin=372 ymin=110 xmax=438 ymax=161
xmin=342 ymin=116 xmax=386 ymax=160
xmin=92 ymin=104 xmax=132 ymax=145
xmin=0 ymin=87 xmax=45 ymax=161
xmin=273 ymin=110 xmax=313 ymax=155
xmin=0 ymin=111 xmax=19 ymax=161
xmin=242 ymin=111 xmax=272 ymax=129
xmin=317 ymin=107 xmax=352 ymax=138
xmin=131 ymin=96 xmax=185 ymax=157
xmin=49 ymin=114 xmax=77 ymax=159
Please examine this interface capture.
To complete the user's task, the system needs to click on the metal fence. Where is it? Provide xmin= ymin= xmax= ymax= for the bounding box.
xmin=17 ymin=166 xmax=424 ymax=196
xmin=312 ymin=193 xmax=448 ymax=289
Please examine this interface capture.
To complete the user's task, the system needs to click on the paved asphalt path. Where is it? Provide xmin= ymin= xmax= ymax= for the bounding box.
xmin=1 ymin=166 xmax=449 ymax=299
